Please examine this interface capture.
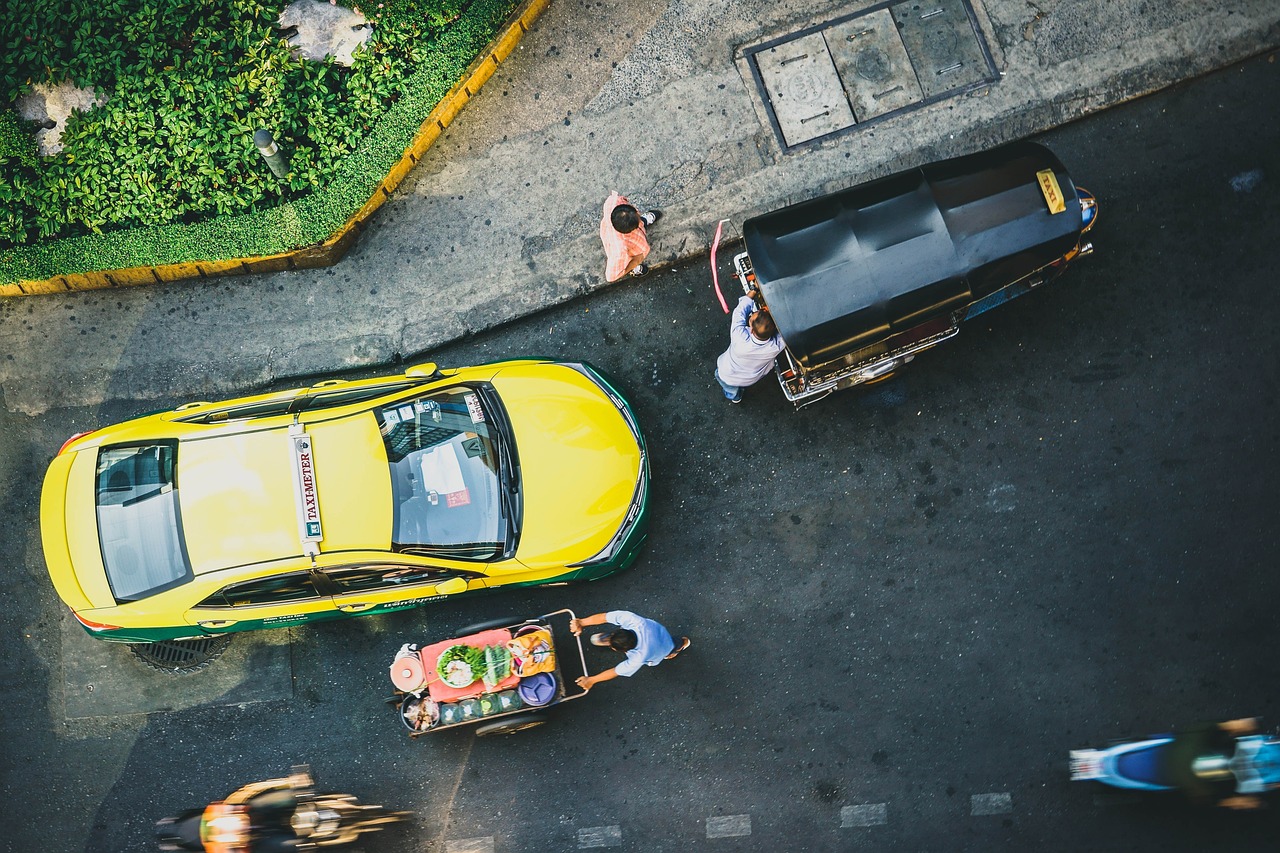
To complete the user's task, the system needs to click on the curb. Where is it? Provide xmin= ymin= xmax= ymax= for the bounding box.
xmin=0 ymin=0 xmax=552 ymax=298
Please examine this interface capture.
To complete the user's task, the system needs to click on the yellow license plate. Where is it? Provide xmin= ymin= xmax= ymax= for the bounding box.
xmin=1037 ymin=169 xmax=1067 ymax=214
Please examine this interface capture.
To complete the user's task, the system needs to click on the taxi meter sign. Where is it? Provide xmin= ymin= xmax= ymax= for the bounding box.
xmin=1036 ymin=168 xmax=1067 ymax=214
xmin=289 ymin=427 xmax=323 ymax=549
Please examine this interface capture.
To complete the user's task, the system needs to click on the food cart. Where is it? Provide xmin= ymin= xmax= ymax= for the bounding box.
xmin=386 ymin=608 xmax=589 ymax=737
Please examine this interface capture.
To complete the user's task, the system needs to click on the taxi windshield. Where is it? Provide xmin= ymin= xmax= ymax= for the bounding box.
xmin=377 ymin=386 xmax=511 ymax=560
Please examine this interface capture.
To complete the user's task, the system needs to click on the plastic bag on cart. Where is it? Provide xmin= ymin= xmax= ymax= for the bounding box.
xmin=481 ymin=644 xmax=513 ymax=688
xmin=507 ymin=628 xmax=555 ymax=676
xmin=479 ymin=690 xmax=524 ymax=716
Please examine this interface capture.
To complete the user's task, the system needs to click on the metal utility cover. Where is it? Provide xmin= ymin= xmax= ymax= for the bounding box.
xmin=826 ymin=10 xmax=923 ymax=122
xmin=893 ymin=0 xmax=990 ymax=99
xmin=755 ymin=32 xmax=855 ymax=147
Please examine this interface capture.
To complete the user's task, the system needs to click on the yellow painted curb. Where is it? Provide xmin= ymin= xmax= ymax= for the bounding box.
xmin=2 ymin=0 xmax=551 ymax=298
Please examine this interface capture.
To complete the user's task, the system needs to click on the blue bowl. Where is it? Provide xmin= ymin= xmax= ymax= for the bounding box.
xmin=518 ymin=673 xmax=556 ymax=706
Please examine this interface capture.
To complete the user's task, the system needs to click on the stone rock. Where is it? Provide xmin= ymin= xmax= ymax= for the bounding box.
xmin=14 ymin=80 xmax=107 ymax=157
xmin=279 ymin=0 xmax=374 ymax=67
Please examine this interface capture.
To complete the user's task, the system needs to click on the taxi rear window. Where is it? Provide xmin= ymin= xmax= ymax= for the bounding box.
xmin=95 ymin=442 xmax=192 ymax=601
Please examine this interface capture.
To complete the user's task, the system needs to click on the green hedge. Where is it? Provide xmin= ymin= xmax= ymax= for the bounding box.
xmin=0 ymin=111 xmax=39 ymax=245
xmin=0 ymin=0 xmax=517 ymax=286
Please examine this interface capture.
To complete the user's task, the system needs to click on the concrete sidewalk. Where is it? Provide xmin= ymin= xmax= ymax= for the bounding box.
xmin=1 ymin=0 xmax=1277 ymax=416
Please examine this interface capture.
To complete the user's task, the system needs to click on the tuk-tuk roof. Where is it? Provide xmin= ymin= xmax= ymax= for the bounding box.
xmin=744 ymin=142 xmax=1082 ymax=369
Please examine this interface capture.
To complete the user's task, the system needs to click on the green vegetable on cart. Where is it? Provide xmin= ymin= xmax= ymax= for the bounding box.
xmin=436 ymin=644 xmax=486 ymax=688
xmin=482 ymin=644 xmax=512 ymax=688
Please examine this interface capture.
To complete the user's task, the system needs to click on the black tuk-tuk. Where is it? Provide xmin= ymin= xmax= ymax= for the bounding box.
xmin=732 ymin=141 xmax=1098 ymax=406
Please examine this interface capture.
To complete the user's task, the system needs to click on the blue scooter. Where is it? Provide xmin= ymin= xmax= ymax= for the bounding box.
xmin=1070 ymin=718 xmax=1280 ymax=806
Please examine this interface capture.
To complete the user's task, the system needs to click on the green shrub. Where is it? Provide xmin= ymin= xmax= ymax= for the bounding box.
xmin=0 ymin=111 xmax=36 ymax=166
xmin=0 ymin=111 xmax=38 ymax=246
xmin=0 ymin=0 xmax=518 ymax=285
xmin=0 ymin=0 xmax=499 ymax=255
xmin=372 ymin=0 xmax=469 ymax=37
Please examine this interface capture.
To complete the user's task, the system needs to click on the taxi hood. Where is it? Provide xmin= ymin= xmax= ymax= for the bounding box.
xmin=490 ymin=366 xmax=642 ymax=567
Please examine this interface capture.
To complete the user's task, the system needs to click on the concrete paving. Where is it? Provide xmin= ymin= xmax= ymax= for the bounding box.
xmin=0 ymin=0 xmax=1277 ymax=417
xmin=60 ymin=609 xmax=292 ymax=719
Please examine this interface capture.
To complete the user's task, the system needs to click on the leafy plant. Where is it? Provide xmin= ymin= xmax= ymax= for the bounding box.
xmin=0 ymin=110 xmax=37 ymax=168
xmin=0 ymin=0 xmax=507 ymax=256
xmin=0 ymin=0 xmax=519 ymax=285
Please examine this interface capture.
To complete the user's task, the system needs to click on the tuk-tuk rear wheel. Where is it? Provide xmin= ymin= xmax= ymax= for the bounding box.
xmin=863 ymin=370 xmax=899 ymax=386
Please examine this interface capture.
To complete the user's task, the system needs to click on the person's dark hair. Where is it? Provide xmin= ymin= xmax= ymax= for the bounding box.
xmin=751 ymin=308 xmax=777 ymax=340
xmin=608 ymin=629 xmax=638 ymax=652
xmin=610 ymin=204 xmax=641 ymax=234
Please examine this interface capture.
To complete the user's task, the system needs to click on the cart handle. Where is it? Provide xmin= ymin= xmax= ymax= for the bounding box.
xmin=537 ymin=608 xmax=588 ymax=693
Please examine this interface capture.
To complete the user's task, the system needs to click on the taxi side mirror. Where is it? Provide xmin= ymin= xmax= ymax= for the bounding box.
xmin=435 ymin=577 xmax=468 ymax=595
xmin=405 ymin=362 xmax=442 ymax=380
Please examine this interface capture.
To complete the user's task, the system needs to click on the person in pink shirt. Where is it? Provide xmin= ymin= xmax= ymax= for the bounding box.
xmin=600 ymin=191 xmax=662 ymax=281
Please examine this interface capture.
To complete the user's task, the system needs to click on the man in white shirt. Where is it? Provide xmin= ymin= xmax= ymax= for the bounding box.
xmin=715 ymin=290 xmax=784 ymax=403
xmin=570 ymin=610 xmax=690 ymax=691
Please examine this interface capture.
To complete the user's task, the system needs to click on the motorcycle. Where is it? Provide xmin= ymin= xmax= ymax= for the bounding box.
xmin=1070 ymin=718 xmax=1280 ymax=808
xmin=155 ymin=766 xmax=408 ymax=851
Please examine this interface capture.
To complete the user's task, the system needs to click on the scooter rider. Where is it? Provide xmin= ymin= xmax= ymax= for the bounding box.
xmin=159 ymin=768 xmax=311 ymax=852
xmin=1167 ymin=717 xmax=1266 ymax=809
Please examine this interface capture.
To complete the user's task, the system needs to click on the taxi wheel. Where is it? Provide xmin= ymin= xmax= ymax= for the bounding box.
xmin=475 ymin=712 xmax=548 ymax=737
xmin=456 ymin=616 xmax=522 ymax=635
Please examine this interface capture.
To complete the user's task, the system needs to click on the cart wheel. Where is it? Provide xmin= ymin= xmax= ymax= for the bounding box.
xmin=456 ymin=616 xmax=524 ymax=635
xmin=475 ymin=712 xmax=548 ymax=737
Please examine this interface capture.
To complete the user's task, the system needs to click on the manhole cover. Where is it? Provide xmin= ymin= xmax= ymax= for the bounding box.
xmin=892 ymin=0 xmax=992 ymax=99
xmin=754 ymin=31 xmax=856 ymax=146
xmin=744 ymin=0 xmax=996 ymax=150
xmin=828 ymin=10 xmax=923 ymax=121
xmin=130 ymin=636 xmax=232 ymax=674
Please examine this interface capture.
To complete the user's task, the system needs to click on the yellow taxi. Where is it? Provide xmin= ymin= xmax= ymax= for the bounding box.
xmin=40 ymin=360 xmax=648 ymax=643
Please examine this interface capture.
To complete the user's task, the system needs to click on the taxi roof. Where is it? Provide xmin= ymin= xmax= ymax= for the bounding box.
xmin=177 ymin=413 xmax=393 ymax=574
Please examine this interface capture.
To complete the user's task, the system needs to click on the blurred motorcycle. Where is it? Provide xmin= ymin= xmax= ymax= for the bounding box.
xmin=155 ymin=765 xmax=408 ymax=851
xmin=1070 ymin=717 xmax=1280 ymax=808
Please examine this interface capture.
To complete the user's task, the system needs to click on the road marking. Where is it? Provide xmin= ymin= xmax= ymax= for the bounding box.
xmin=577 ymin=825 xmax=622 ymax=848
xmin=841 ymin=803 xmax=888 ymax=827
xmin=446 ymin=837 xmax=495 ymax=853
xmin=706 ymin=814 xmax=752 ymax=838
xmin=970 ymin=792 xmax=1013 ymax=816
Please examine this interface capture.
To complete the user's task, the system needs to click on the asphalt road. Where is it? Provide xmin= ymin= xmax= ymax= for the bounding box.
xmin=1 ymin=54 xmax=1278 ymax=853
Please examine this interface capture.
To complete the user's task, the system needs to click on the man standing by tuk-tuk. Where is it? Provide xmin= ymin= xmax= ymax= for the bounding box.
xmin=714 ymin=289 xmax=784 ymax=403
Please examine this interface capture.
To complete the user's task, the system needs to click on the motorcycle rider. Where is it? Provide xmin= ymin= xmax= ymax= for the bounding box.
xmin=1167 ymin=717 xmax=1266 ymax=809
xmin=158 ymin=768 xmax=311 ymax=852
